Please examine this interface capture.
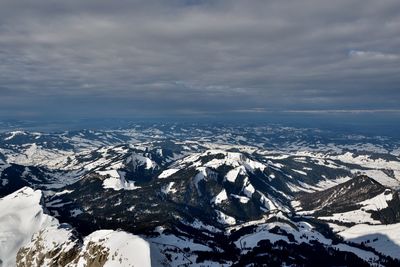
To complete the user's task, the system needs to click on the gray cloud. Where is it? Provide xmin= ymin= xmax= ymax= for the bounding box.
xmin=0 ymin=0 xmax=399 ymax=119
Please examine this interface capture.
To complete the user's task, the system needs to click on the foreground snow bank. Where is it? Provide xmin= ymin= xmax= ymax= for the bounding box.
xmin=0 ymin=187 xmax=152 ymax=267
xmin=0 ymin=187 xmax=57 ymax=267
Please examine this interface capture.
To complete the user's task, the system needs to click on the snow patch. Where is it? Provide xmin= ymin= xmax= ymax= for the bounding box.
xmin=98 ymin=170 xmax=140 ymax=191
xmin=225 ymin=166 xmax=245 ymax=183
xmin=215 ymin=210 xmax=236 ymax=225
xmin=212 ymin=189 xmax=228 ymax=204
xmin=161 ymin=182 xmax=176 ymax=194
xmin=158 ymin=168 xmax=180 ymax=178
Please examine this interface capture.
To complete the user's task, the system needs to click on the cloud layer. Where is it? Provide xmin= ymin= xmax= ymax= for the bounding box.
xmin=1 ymin=0 xmax=399 ymax=119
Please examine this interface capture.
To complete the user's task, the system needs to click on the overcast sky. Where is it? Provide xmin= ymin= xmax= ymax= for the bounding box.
xmin=1 ymin=0 xmax=399 ymax=120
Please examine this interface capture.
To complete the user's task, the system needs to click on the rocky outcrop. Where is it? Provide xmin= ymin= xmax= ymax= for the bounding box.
xmin=16 ymin=229 xmax=151 ymax=267
xmin=16 ymin=224 xmax=81 ymax=267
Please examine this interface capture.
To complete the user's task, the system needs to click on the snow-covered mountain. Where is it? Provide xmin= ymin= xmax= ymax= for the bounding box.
xmin=0 ymin=124 xmax=399 ymax=266
xmin=0 ymin=187 xmax=151 ymax=267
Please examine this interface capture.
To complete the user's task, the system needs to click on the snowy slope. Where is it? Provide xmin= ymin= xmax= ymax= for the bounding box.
xmin=338 ymin=223 xmax=400 ymax=259
xmin=17 ymin=228 xmax=152 ymax=267
xmin=98 ymin=170 xmax=140 ymax=191
xmin=0 ymin=187 xmax=152 ymax=267
xmin=1 ymin=125 xmax=400 ymax=266
xmin=0 ymin=187 xmax=58 ymax=267
xmin=73 ymin=230 xmax=151 ymax=267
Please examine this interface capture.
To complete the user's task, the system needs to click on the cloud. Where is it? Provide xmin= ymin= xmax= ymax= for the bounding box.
xmin=0 ymin=0 xmax=399 ymax=119
xmin=349 ymin=50 xmax=399 ymax=60
xmin=283 ymin=109 xmax=400 ymax=114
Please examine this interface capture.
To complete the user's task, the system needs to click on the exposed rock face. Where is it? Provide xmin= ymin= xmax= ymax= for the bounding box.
xmin=70 ymin=230 xmax=151 ymax=267
xmin=16 ymin=225 xmax=81 ymax=267
xmin=0 ymin=187 xmax=151 ymax=267
xmin=72 ymin=241 xmax=110 ymax=267
xmin=16 ymin=229 xmax=151 ymax=267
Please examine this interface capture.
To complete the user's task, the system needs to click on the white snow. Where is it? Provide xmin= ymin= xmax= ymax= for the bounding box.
xmin=212 ymin=189 xmax=228 ymax=204
xmin=236 ymin=230 xmax=288 ymax=250
xmin=150 ymin=227 xmax=212 ymax=252
xmin=4 ymin=131 xmax=27 ymax=141
xmin=352 ymin=169 xmax=400 ymax=188
xmin=158 ymin=168 xmax=180 ymax=178
xmin=286 ymin=182 xmax=314 ymax=193
xmin=3 ymin=143 xmax=74 ymax=169
xmin=233 ymin=218 xmax=332 ymax=253
xmin=53 ymin=189 xmax=74 ymax=196
xmin=98 ymin=170 xmax=140 ymax=191
xmin=194 ymin=150 xmax=266 ymax=173
xmin=318 ymin=209 xmax=381 ymax=225
xmin=0 ymin=188 xmax=152 ymax=267
xmin=161 ymin=182 xmax=176 ymax=194
xmin=242 ymin=177 xmax=255 ymax=198
xmin=259 ymin=192 xmax=277 ymax=211
xmin=333 ymin=244 xmax=379 ymax=262
xmin=215 ymin=210 xmax=236 ymax=225
xmin=336 ymin=152 xmax=400 ymax=170
xmin=75 ymin=230 xmax=151 ymax=267
xmin=339 ymin=223 xmax=400 ymax=259
xmin=315 ymin=176 xmax=351 ymax=190
xmin=231 ymin=194 xmax=250 ymax=203
xmin=291 ymin=200 xmax=301 ymax=209
xmin=193 ymin=167 xmax=217 ymax=193
xmin=126 ymin=154 xmax=156 ymax=170
xmin=148 ymin=227 xmax=213 ymax=266
xmin=360 ymin=191 xmax=393 ymax=210
xmin=187 ymin=219 xmax=222 ymax=233
xmin=225 ymin=166 xmax=245 ymax=183
xmin=17 ymin=224 xmax=78 ymax=267
xmin=319 ymin=191 xmax=395 ymax=225
xmin=292 ymin=169 xmax=307 ymax=175
xmin=0 ymin=187 xmax=58 ymax=267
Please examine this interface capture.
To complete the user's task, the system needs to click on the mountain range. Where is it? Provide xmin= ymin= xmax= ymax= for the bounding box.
xmin=0 ymin=124 xmax=399 ymax=266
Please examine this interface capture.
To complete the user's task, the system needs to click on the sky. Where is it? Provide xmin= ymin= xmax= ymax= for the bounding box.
xmin=0 ymin=0 xmax=400 ymax=122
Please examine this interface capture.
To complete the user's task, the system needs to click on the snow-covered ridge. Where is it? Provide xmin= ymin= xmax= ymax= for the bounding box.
xmin=73 ymin=230 xmax=151 ymax=267
xmin=0 ymin=187 xmax=59 ymax=267
xmin=158 ymin=168 xmax=180 ymax=178
xmin=0 ymin=126 xmax=400 ymax=265
xmin=198 ymin=150 xmax=266 ymax=173
xmin=126 ymin=153 xmax=157 ymax=170
xmin=0 ymin=187 xmax=152 ymax=267
xmin=3 ymin=131 xmax=28 ymax=141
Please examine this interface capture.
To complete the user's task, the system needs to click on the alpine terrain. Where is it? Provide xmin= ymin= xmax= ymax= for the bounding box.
xmin=0 ymin=124 xmax=399 ymax=266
